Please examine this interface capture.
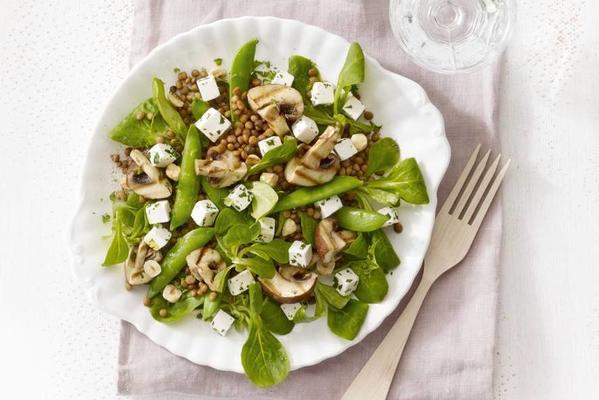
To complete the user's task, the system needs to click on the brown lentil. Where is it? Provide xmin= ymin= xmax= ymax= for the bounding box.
xmin=208 ymin=291 xmax=218 ymax=301
xmin=159 ymin=308 xmax=168 ymax=317
xmin=364 ymin=110 xmax=374 ymax=120
xmin=393 ymin=222 xmax=404 ymax=234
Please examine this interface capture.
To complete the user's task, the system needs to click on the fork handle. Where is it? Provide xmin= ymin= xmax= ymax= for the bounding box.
xmin=342 ymin=277 xmax=433 ymax=400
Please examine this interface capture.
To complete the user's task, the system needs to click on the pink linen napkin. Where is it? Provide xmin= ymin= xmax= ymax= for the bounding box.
xmin=118 ymin=1 xmax=502 ymax=399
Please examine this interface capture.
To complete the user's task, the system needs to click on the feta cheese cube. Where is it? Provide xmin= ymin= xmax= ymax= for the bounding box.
xmin=378 ymin=207 xmax=400 ymax=227
xmin=260 ymin=172 xmax=278 ymax=187
xmin=148 ymin=143 xmax=178 ymax=167
xmin=256 ymin=217 xmax=276 ymax=243
xmin=342 ymin=93 xmax=365 ymax=120
xmin=258 ymin=136 xmax=282 ymax=156
xmin=288 ymin=240 xmax=313 ymax=268
xmin=271 ymin=71 xmax=295 ymax=87
xmin=280 ymin=303 xmax=302 ymax=321
xmin=191 ymin=200 xmax=219 ymax=227
xmin=194 ymin=108 xmax=231 ymax=142
xmin=145 ymin=200 xmax=171 ymax=224
xmin=334 ymin=268 xmax=360 ymax=296
xmin=210 ymin=310 xmax=235 ymax=336
xmin=196 ymin=74 xmax=221 ymax=101
xmin=224 ymin=184 xmax=253 ymax=211
xmin=315 ymin=195 xmax=343 ymax=218
xmin=311 ymin=82 xmax=335 ymax=106
xmin=292 ymin=115 xmax=319 ymax=144
xmin=227 ymin=269 xmax=255 ymax=296
xmin=334 ymin=138 xmax=358 ymax=161
xmin=143 ymin=227 xmax=172 ymax=250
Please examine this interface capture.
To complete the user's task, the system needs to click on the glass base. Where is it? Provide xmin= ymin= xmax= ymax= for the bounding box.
xmin=390 ymin=0 xmax=515 ymax=73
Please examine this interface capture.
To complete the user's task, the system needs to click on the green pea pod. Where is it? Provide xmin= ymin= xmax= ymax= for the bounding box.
xmin=229 ymin=38 xmax=258 ymax=122
xmin=271 ymin=176 xmax=362 ymax=213
xmin=152 ymin=77 xmax=187 ymax=139
xmin=170 ymin=125 xmax=201 ymax=230
xmin=147 ymin=228 xmax=214 ymax=298
xmin=335 ymin=207 xmax=389 ymax=232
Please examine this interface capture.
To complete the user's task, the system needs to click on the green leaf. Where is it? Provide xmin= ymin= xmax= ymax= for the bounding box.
xmin=303 ymin=104 xmax=336 ymax=125
xmin=152 ymin=77 xmax=187 ymax=139
xmin=335 ymin=206 xmax=389 ymax=232
xmin=191 ymin=99 xmax=210 ymax=120
xmin=246 ymin=239 xmax=291 ymax=264
xmin=102 ymin=216 xmax=128 ymax=266
xmin=201 ymin=177 xmax=229 ymax=209
xmin=347 ymin=260 xmax=389 ymax=303
xmin=315 ymin=282 xmax=350 ymax=309
xmin=334 ymin=113 xmax=380 ymax=135
xmin=369 ymin=230 xmax=400 ymax=271
xmin=327 ymin=299 xmax=369 ymax=340
xmin=214 ymin=208 xmax=251 ymax=235
xmin=343 ymin=232 xmax=368 ymax=257
xmin=229 ymin=39 xmax=258 ymax=122
xmin=241 ymin=318 xmax=290 ymax=387
xmin=288 ymin=55 xmax=317 ymax=101
xmin=234 ymin=256 xmax=275 ymax=278
xmin=213 ymin=265 xmax=235 ymax=293
xmin=246 ymin=137 xmax=298 ymax=177
xmin=108 ymin=98 xmax=168 ymax=147
xmin=202 ymin=295 xmax=221 ymax=320
xmin=248 ymin=282 xmax=264 ymax=315
xmin=334 ymin=42 xmax=365 ymax=114
xmin=261 ymin=297 xmax=294 ymax=335
xmin=299 ymin=212 xmax=317 ymax=245
xmin=220 ymin=223 xmax=261 ymax=256
xmin=359 ymin=187 xmax=400 ymax=207
xmin=150 ymin=295 xmax=205 ymax=323
xmin=365 ymin=158 xmax=429 ymax=205
xmin=249 ymin=181 xmax=279 ymax=219
xmin=366 ymin=137 xmax=400 ymax=175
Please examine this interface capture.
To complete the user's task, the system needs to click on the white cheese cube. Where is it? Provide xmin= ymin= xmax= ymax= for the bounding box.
xmin=311 ymin=82 xmax=335 ymax=106
xmin=194 ymin=108 xmax=231 ymax=142
xmin=196 ymin=75 xmax=221 ymax=101
xmin=334 ymin=138 xmax=358 ymax=161
xmin=315 ymin=195 xmax=343 ymax=218
xmin=334 ymin=268 xmax=360 ymax=296
xmin=224 ymin=184 xmax=253 ymax=211
xmin=191 ymin=200 xmax=219 ymax=227
xmin=292 ymin=115 xmax=319 ymax=144
xmin=210 ymin=310 xmax=235 ymax=336
xmin=148 ymin=143 xmax=178 ymax=167
xmin=280 ymin=303 xmax=302 ymax=321
xmin=378 ymin=207 xmax=400 ymax=227
xmin=227 ymin=269 xmax=255 ymax=296
xmin=288 ymin=240 xmax=313 ymax=268
xmin=143 ymin=227 xmax=172 ymax=250
xmin=271 ymin=71 xmax=295 ymax=87
xmin=145 ymin=200 xmax=171 ymax=224
xmin=342 ymin=93 xmax=365 ymax=120
xmin=256 ymin=217 xmax=276 ymax=243
xmin=258 ymin=136 xmax=282 ymax=156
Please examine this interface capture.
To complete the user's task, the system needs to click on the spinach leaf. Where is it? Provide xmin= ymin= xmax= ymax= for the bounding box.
xmin=246 ymin=137 xmax=298 ymax=176
xmin=191 ymin=99 xmax=210 ymax=120
xmin=234 ymin=256 xmax=275 ymax=278
xmin=347 ymin=260 xmax=389 ymax=303
xmin=152 ymin=77 xmax=187 ymax=139
xmin=343 ymin=232 xmax=368 ymax=258
xmin=335 ymin=113 xmax=380 ymax=135
xmin=334 ymin=42 xmax=365 ymax=114
xmin=288 ymin=55 xmax=317 ymax=101
xmin=303 ymin=104 xmax=337 ymax=125
xmin=245 ymin=240 xmax=291 ymax=264
xmin=367 ymin=137 xmax=400 ymax=175
xmin=214 ymin=208 xmax=251 ymax=235
xmin=315 ymin=282 xmax=350 ymax=309
xmin=201 ymin=177 xmax=230 ymax=209
xmin=364 ymin=158 xmax=429 ymax=205
xmin=202 ymin=295 xmax=221 ymax=320
xmin=213 ymin=265 xmax=235 ymax=293
xmin=299 ymin=212 xmax=317 ymax=245
xmin=261 ymin=298 xmax=294 ymax=335
xmin=358 ymin=187 xmax=400 ymax=206
xmin=102 ymin=213 xmax=128 ymax=266
xmin=369 ymin=230 xmax=400 ymax=271
xmin=150 ymin=295 xmax=205 ymax=323
xmin=108 ymin=98 xmax=168 ymax=147
xmin=335 ymin=206 xmax=389 ymax=232
xmin=249 ymin=181 xmax=279 ymax=219
xmin=327 ymin=299 xmax=369 ymax=340
xmin=249 ymin=282 xmax=264 ymax=315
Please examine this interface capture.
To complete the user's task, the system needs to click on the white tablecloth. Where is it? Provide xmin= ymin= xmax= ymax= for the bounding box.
xmin=0 ymin=0 xmax=597 ymax=398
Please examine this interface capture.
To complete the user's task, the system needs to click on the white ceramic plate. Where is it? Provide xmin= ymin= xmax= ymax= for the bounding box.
xmin=69 ymin=17 xmax=450 ymax=373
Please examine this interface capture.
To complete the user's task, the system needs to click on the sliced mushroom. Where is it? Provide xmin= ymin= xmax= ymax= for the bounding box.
xmin=163 ymin=284 xmax=182 ymax=303
xmin=314 ymin=219 xmax=348 ymax=275
xmin=124 ymin=241 xmax=163 ymax=285
xmin=302 ymin=126 xmax=340 ymax=169
xmin=165 ymin=163 xmax=180 ymax=181
xmin=195 ymin=150 xmax=247 ymax=188
xmin=186 ymin=248 xmax=226 ymax=291
xmin=124 ymin=150 xmax=172 ymax=199
xmin=247 ymin=84 xmax=304 ymax=136
xmin=259 ymin=267 xmax=317 ymax=304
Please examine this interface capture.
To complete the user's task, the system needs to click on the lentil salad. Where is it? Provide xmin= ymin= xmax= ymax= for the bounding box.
xmin=102 ymin=39 xmax=429 ymax=387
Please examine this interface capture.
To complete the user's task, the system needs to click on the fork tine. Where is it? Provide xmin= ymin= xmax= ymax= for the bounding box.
xmin=440 ymin=144 xmax=481 ymax=214
xmin=452 ymin=149 xmax=491 ymax=216
xmin=471 ymin=159 xmax=510 ymax=229
xmin=463 ymin=154 xmax=501 ymax=222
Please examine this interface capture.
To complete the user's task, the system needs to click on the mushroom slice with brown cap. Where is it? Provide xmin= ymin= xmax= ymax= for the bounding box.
xmin=247 ymin=84 xmax=304 ymax=136
xmin=301 ymin=126 xmax=340 ymax=169
xmin=314 ymin=218 xmax=348 ymax=274
xmin=124 ymin=241 xmax=163 ymax=285
xmin=186 ymin=247 xmax=226 ymax=291
xmin=195 ymin=150 xmax=247 ymax=188
xmin=259 ymin=267 xmax=317 ymax=304
xmin=125 ymin=149 xmax=172 ymax=199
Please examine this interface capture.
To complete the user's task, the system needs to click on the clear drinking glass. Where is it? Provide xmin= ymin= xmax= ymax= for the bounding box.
xmin=389 ymin=0 xmax=516 ymax=73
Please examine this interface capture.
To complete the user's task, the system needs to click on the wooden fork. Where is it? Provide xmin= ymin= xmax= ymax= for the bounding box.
xmin=342 ymin=145 xmax=510 ymax=400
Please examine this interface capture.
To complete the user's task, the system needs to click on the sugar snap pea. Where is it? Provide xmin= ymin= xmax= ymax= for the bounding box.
xmin=335 ymin=206 xmax=389 ymax=232
xmin=147 ymin=228 xmax=214 ymax=298
xmin=170 ymin=125 xmax=201 ymax=230
xmin=152 ymin=77 xmax=187 ymax=139
xmin=229 ymin=39 xmax=258 ymax=122
xmin=270 ymin=176 xmax=362 ymax=213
